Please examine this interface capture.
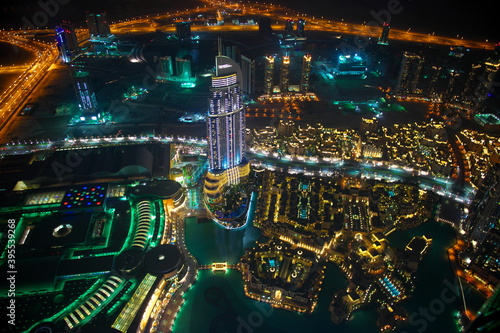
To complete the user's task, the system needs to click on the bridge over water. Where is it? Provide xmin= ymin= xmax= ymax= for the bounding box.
xmin=198 ymin=262 xmax=240 ymax=273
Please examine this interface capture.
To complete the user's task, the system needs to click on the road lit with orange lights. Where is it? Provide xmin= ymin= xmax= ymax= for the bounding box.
xmin=107 ymin=0 xmax=494 ymax=50
xmin=0 ymin=33 xmax=59 ymax=139
xmin=0 ymin=0 xmax=494 ymax=140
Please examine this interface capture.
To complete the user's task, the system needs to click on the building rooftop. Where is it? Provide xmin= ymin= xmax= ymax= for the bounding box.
xmin=475 ymin=113 xmax=500 ymax=126
xmin=129 ymin=179 xmax=182 ymax=200
xmin=144 ymin=244 xmax=182 ymax=276
xmin=21 ymin=143 xmax=170 ymax=186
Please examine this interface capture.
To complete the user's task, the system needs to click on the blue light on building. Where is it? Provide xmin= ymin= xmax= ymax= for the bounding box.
xmin=55 ymin=22 xmax=79 ymax=63
xmin=207 ymin=55 xmax=246 ymax=172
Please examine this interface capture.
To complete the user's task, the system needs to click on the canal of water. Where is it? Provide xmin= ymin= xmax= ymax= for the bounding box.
xmin=174 ymin=205 xmax=486 ymax=333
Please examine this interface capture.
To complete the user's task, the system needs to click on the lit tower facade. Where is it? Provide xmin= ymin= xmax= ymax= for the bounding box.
xmin=285 ymin=19 xmax=294 ymax=35
xmin=442 ymin=69 xmax=460 ymax=103
xmin=204 ymin=54 xmax=250 ymax=228
xmin=280 ymin=55 xmax=290 ymax=93
xmin=86 ymin=13 xmax=98 ymax=37
xmin=473 ymin=53 xmax=500 ymax=113
xmin=175 ymin=57 xmax=192 ymax=79
xmin=240 ymin=54 xmax=255 ymax=95
xmin=222 ymin=43 xmax=239 ymax=62
xmin=464 ymin=164 xmax=500 ymax=243
xmin=86 ymin=12 xmax=112 ymax=41
xmin=461 ymin=63 xmax=482 ymax=107
xmin=55 ymin=22 xmax=79 ymax=63
xmin=396 ymin=51 xmax=424 ymax=95
xmin=378 ymin=22 xmax=390 ymax=45
xmin=264 ymin=55 xmax=275 ymax=95
xmin=207 ymin=62 xmax=245 ymax=171
xmin=296 ymin=18 xmax=306 ymax=38
xmin=300 ymin=53 xmax=312 ymax=94
xmin=176 ymin=22 xmax=191 ymax=39
xmin=157 ymin=56 xmax=173 ymax=80
xmin=425 ymin=65 xmax=441 ymax=99
xmin=465 ymin=285 xmax=500 ymax=333
xmin=72 ymin=68 xmax=100 ymax=122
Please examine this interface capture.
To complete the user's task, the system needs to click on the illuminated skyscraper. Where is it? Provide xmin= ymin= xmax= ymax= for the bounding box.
xmin=55 ymin=22 xmax=79 ymax=63
xmin=264 ymin=55 xmax=275 ymax=95
xmin=425 ymin=65 xmax=441 ymax=99
xmin=207 ymin=55 xmax=246 ymax=172
xmin=258 ymin=16 xmax=273 ymax=40
xmin=442 ymin=69 xmax=460 ymax=102
xmin=473 ymin=52 xmax=500 ymax=112
xmin=300 ymin=53 xmax=312 ymax=94
xmin=360 ymin=117 xmax=378 ymax=133
xmin=176 ymin=22 xmax=191 ymax=39
xmin=86 ymin=13 xmax=99 ymax=37
xmin=396 ymin=51 xmax=424 ymax=95
xmin=378 ymin=22 xmax=390 ymax=45
xmin=465 ymin=285 xmax=500 ymax=333
xmin=157 ymin=56 xmax=173 ymax=80
xmin=464 ymin=164 xmax=500 ymax=243
xmin=483 ymin=54 xmax=500 ymax=88
xmin=459 ymin=47 xmax=500 ymax=113
xmin=240 ymin=54 xmax=255 ymax=95
xmin=285 ymin=19 xmax=294 ymax=35
xmin=461 ymin=63 xmax=482 ymax=106
xmin=86 ymin=12 xmax=112 ymax=41
xmin=222 ymin=43 xmax=239 ymax=62
xmin=175 ymin=57 xmax=192 ymax=79
xmin=204 ymin=53 xmax=250 ymax=228
xmin=296 ymin=18 xmax=306 ymax=38
xmin=72 ymin=69 xmax=99 ymax=121
xmin=280 ymin=55 xmax=290 ymax=93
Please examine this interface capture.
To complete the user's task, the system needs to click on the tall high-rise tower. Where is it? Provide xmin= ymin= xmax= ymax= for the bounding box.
xmin=157 ymin=56 xmax=173 ymax=80
xmin=461 ymin=63 xmax=482 ymax=107
xmin=465 ymin=285 xmax=500 ymax=333
xmin=86 ymin=12 xmax=112 ymax=41
xmin=296 ymin=18 xmax=306 ymax=38
xmin=55 ymin=22 xmax=79 ymax=63
xmin=285 ymin=19 xmax=294 ymax=35
xmin=204 ymin=51 xmax=250 ymax=228
xmin=240 ymin=54 xmax=255 ymax=95
xmin=176 ymin=22 xmax=191 ymax=39
xmin=72 ymin=68 xmax=99 ymax=121
xmin=459 ymin=48 xmax=500 ymax=114
xmin=442 ymin=69 xmax=460 ymax=103
xmin=300 ymin=53 xmax=312 ymax=94
xmin=264 ymin=55 xmax=275 ymax=95
xmin=396 ymin=51 xmax=424 ymax=95
xmin=425 ymin=65 xmax=441 ymax=99
xmin=175 ymin=57 xmax=192 ymax=79
xmin=222 ymin=43 xmax=239 ymax=62
xmin=473 ymin=52 xmax=500 ymax=113
xmin=280 ymin=55 xmax=290 ymax=93
xmin=378 ymin=22 xmax=390 ymax=45
xmin=464 ymin=164 xmax=500 ymax=243
xmin=207 ymin=55 xmax=246 ymax=172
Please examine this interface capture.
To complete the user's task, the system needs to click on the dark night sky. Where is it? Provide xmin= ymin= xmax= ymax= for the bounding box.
xmin=0 ymin=0 xmax=200 ymax=29
xmin=0 ymin=0 xmax=498 ymax=42
xmin=279 ymin=0 xmax=499 ymax=42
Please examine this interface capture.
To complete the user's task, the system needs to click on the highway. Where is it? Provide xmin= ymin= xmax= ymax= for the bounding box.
xmin=0 ymin=32 xmax=58 ymax=139
xmin=107 ymin=0 xmax=494 ymax=50
xmin=0 ymin=133 xmax=474 ymax=204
